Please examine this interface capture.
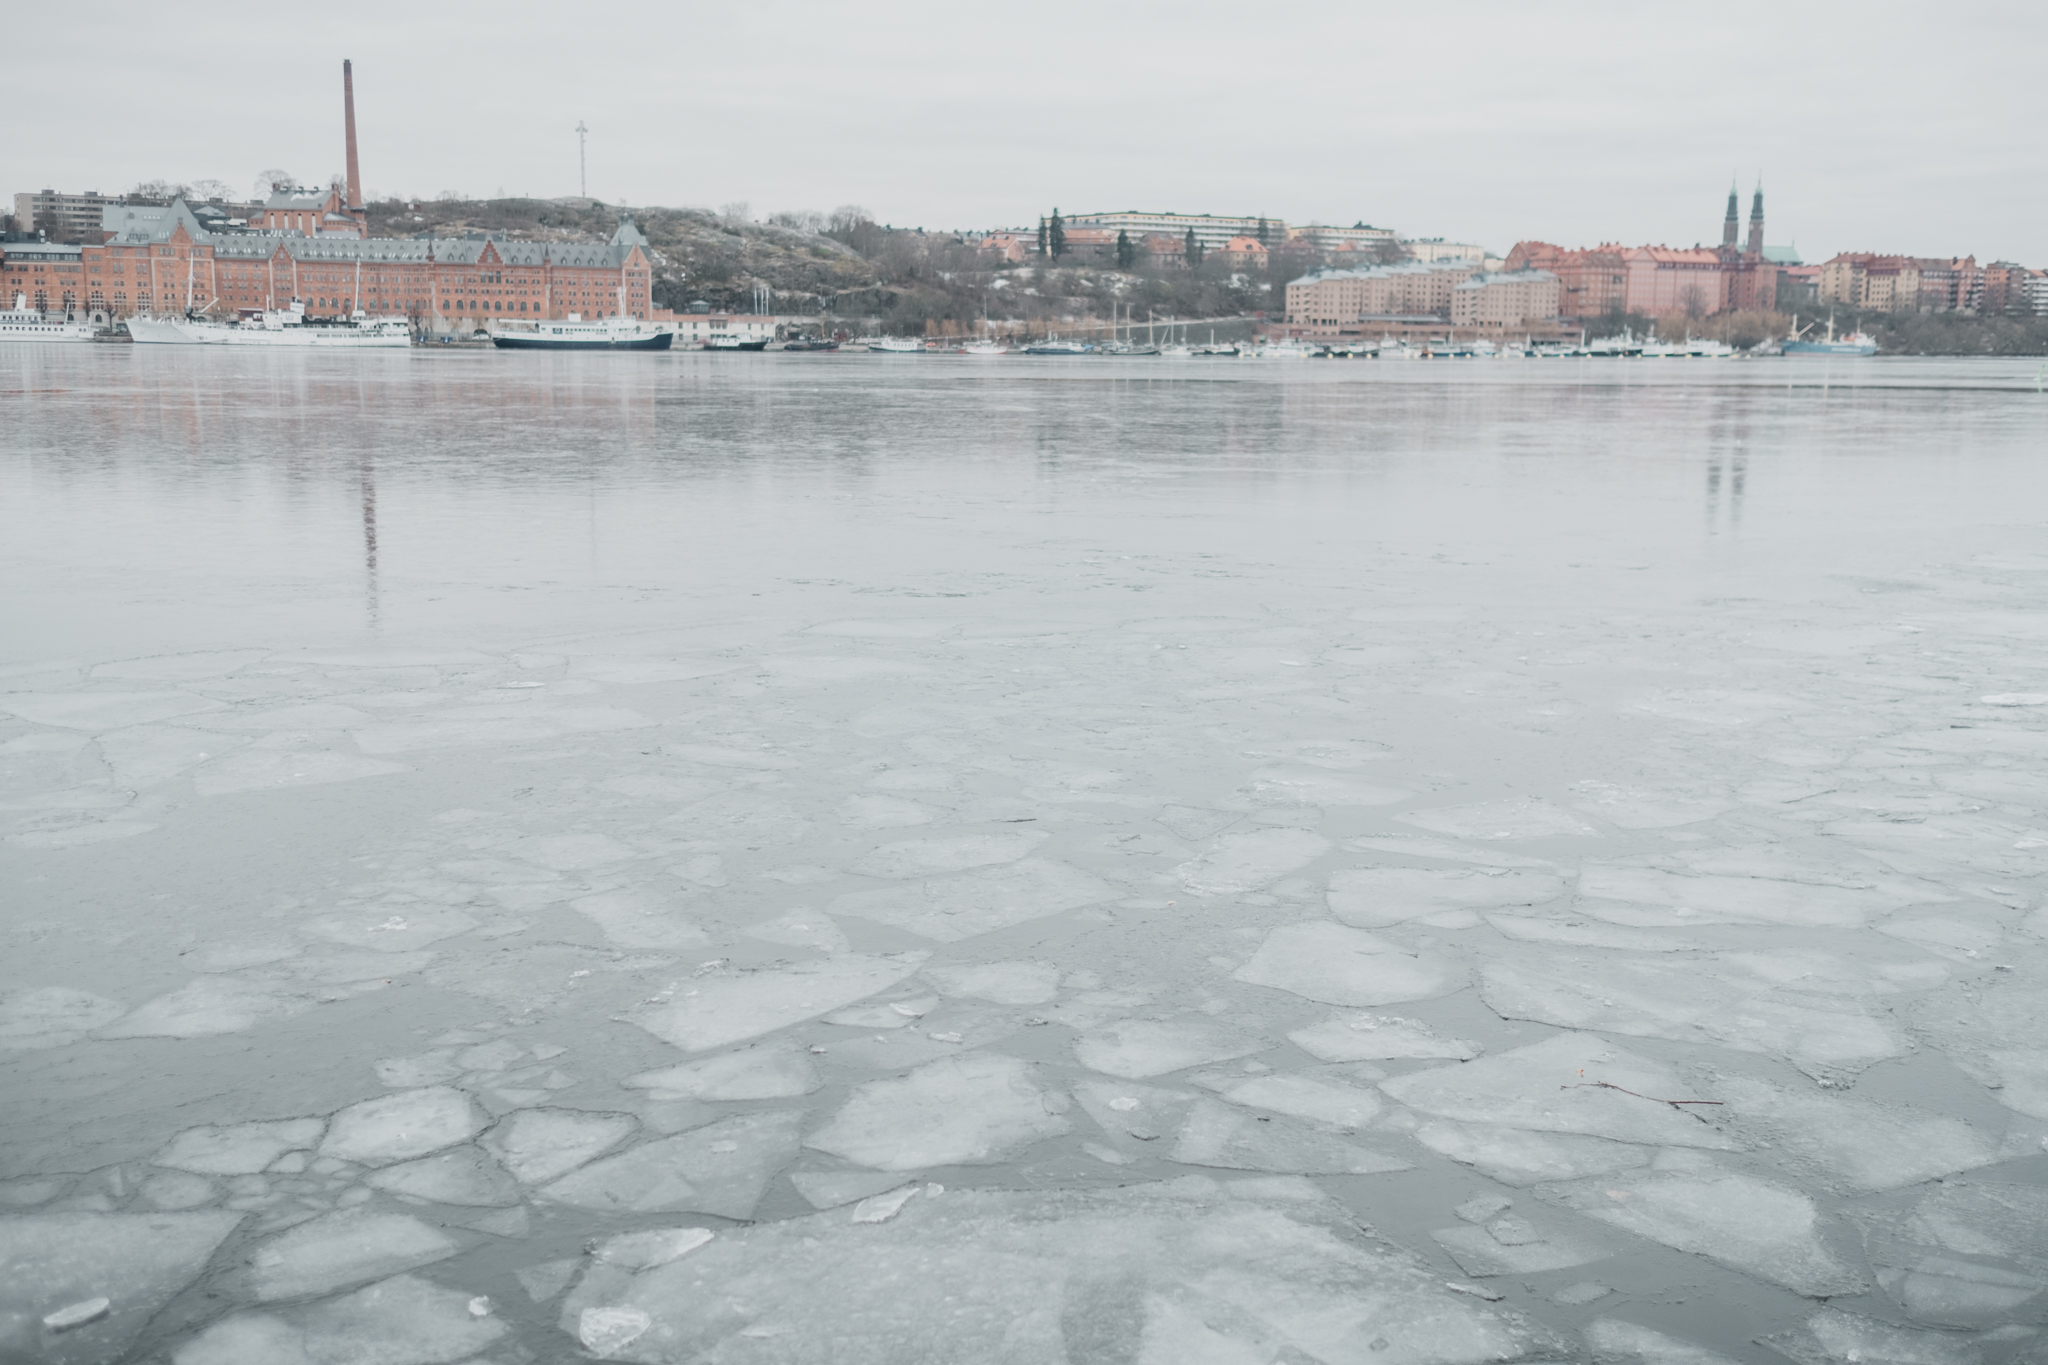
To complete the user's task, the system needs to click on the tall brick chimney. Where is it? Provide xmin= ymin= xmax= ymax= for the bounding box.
xmin=343 ymin=59 xmax=363 ymax=214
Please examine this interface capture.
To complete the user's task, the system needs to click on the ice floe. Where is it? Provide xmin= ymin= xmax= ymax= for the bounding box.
xmin=807 ymin=1054 xmax=1068 ymax=1172
xmin=571 ymin=890 xmax=708 ymax=950
xmin=1415 ymin=1121 xmax=1652 ymax=1187
xmin=320 ymin=1088 xmax=486 ymax=1166
xmin=1172 ymin=1098 xmax=1410 ymax=1174
xmin=541 ymin=1111 xmax=803 ymax=1218
xmin=153 ymin=1119 xmax=325 ymax=1175
xmin=1396 ymin=799 xmax=1597 ymax=841
xmin=243 ymin=1209 xmax=458 ymax=1300
xmin=1073 ymin=1017 xmax=1269 ymax=1078
xmin=1582 ymin=1318 xmax=1743 ymax=1365
xmin=556 ymin=1180 xmax=1566 ymax=1364
xmin=0 ymin=986 xmax=126 ymax=1051
xmin=1711 ymin=1076 xmax=1997 ymax=1193
xmin=363 ymin=1146 xmax=520 ymax=1206
xmin=828 ymin=858 xmax=1113 ymax=940
xmin=624 ymin=1044 xmax=822 ymax=1101
xmin=1235 ymin=921 xmax=1462 ymax=1007
xmin=923 ymin=959 xmax=1062 ymax=1004
xmin=173 ymin=1273 xmax=506 ymax=1365
xmin=1177 ymin=827 xmax=1332 ymax=894
xmin=847 ymin=830 xmax=1045 ymax=878
xmin=627 ymin=953 xmax=928 ymax=1052
xmin=1288 ymin=1012 xmax=1480 ymax=1062
xmin=1328 ymin=867 xmax=1565 ymax=926
xmin=482 ymin=1108 xmax=639 ymax=1185
xmin=1546 ymin=1171 xmax=1863 ymax=1297
xmin=98 ymin=977 xmax=312 ymax=1039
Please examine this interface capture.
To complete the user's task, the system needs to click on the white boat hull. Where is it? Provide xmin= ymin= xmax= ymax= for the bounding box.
xmin=0 ymin=312 xmax=100 ymax=344
xmin=126 ymin=314 xmax=411 ymax=347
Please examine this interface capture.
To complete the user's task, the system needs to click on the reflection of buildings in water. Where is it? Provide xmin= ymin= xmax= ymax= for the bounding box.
xmin=1705 ymin=451 xmax=1746 ymax=533
xmin=360 ymin=453 xmax=379 ymax=625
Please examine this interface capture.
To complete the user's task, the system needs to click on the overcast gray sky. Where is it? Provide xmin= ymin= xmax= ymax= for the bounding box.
xmin=16 ymin=0 xmax=2046 ymax=263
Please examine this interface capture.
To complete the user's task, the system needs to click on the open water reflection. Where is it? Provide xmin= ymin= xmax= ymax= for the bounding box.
xmin=4 ymin=350 xmax=2047 ymax=1363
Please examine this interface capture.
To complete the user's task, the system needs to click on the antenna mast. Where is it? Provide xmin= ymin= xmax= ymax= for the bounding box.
xmin=576 ymin=121 xmax=588 ymax=200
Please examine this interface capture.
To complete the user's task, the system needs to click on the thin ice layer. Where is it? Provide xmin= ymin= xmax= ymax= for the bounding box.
xmin=0 ymin=1211 xmax=242 ymax=1365
xmin=172 ymin=1273 xmax=508 ymax=1365
xmin=1234 ymin=921 xmax=1461 ymax=1007
xmin=806 ymin=1054 xmax=1069 ymax=1170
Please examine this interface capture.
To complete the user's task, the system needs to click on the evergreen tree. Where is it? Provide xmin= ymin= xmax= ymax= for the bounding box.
xmin=1037 ymin=216 xmax=1047 ymax=258
xmin=1049 ymin=209 xmax=1066 ymax=259
xmin=1256 ymin=217 xmax=1269 ymax=245
xmin=1184 ymin=227 xmax=1201 ymax=268
xmin=1115 ymin=230 xmax=1134 ymax=271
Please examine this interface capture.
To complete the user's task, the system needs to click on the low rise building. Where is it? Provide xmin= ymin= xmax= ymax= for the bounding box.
xmin=1213 ymin=235 xmax=1270 ymax=269
xmin=1449 ymin=269 xmax=1560 ymax=327
xmin=1398 ymin=238 xmax=1487 ymax=263
xmin=1140 ymin=234 xmax=1187 ymax=269
xmin=1285 ymin=259 xmax=1483 ymax=327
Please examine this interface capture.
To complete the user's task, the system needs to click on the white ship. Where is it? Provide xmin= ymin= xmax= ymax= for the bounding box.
xmin=867 ymin=337 xmax=927 ymax=353
xmin=495 ymin=315 xmax=675 ymax=351
xmin=0 ymin=294 xmax=101 ymax=343
xmin=126 ymin=301 xmax=412 ymax=348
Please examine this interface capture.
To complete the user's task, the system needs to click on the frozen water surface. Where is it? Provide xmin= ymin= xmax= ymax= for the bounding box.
xmin=4 ymin=352 xmax=2048 ymax=1361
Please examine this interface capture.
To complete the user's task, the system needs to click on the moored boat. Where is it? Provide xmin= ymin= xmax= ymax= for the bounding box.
xmin=1782 ymin=315 xmax=1876 ymax=356
xmin=0 ymin=294 xmax=100 ymax=343
xmin=127 ymin=300 xmax=411 ymax=347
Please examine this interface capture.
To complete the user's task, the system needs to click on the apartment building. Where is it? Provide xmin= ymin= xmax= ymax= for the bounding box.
xmin=1449 ymin=270 xmax=1561 ymax=327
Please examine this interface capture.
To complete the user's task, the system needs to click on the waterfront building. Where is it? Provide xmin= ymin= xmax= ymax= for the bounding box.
xmin=1981 ymin=262 xmax=2034 ymax=315
xmin=1818 ymin=254 xmax=1920 ymax=311
xmin=0 ymin=60 xmax=658 ymax=329
xmin=1449 ymin=269 xmax=1561 ymax=327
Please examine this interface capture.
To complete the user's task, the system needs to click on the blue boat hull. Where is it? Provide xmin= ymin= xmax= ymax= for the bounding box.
xmin=1782 ymin=340 xmax=1876 ymax=356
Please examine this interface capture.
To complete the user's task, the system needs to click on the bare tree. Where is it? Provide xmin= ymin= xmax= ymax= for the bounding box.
xmin=190 ymin=179 xmax=233 ymax=203
xmin=768 ymin=210 xmax=827 ymax=233
xmin=254 ymin=169 xmax=293 ymax=198
xmin=719 ymin=202 xmax=752 ymax=227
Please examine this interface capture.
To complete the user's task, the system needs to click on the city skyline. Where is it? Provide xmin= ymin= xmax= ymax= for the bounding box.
xmin=10 ymin=0 xmax=2045 ymax=265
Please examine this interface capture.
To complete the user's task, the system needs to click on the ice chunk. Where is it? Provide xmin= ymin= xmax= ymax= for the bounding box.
xmin=1582 ymin=1318 xmax=1743 ymax=1365
xmin=923 ymin=959 xmax=1062 ymax=1005
xmin=0 ymin=1211 xmax=240 ymax=1365
xmin=1479 ymin=951 xmax=1905 ymax=1080
xmin=192 ymin=748 xmax=408 ymax=797
xmin=1172 ymin=1099 xmax=1411 ymax=1174
xmin=0 ymin=691 xmax=224 ymax=731
xmin=1431 ymin=1220 xmax=1613 ymax=1277
xmin=363 ymin=1146 xmax=519 ymax=1206
xmin=1484 ymin=915 xmax=1701 ymax=951
xmin=851 ymin=1185 xmax=922 ymax=1224
xmin=1415 ymin=1121 xmax=1652 ymax=1187
xmin=97 ymin=725 xmax=248 ymax=787
xmin=1901 ymin=1181 xmax=2048 ymax=1266
xmin=1397 ymin=799 xmax=1597 ymax=840
xmin=1247 ymin=765 xmax=1409 ymax=807
xmin=594 ymin=1227 xmax=715 ymax=1269
xmin=173 ymin=1273 xmax=507 ymax=1365
xmin=353 ymin=705 xmax=654 ymax=755
xmin=98 ymin=977 xmax=311 ymax=1038
xmin=1568 ymin=782 xmax=1733 ymax=829
xmin=42 ymin=1297 xmax=110 ymax=1330
xmin=788 ymin=1169 xmax=915 ymax=1210
xmin=1074 ymin=1017 xmax=1269 ymax=1078
xmin=153 ymin=1119 xmax=325 ymax=1175
xmin=571 ymin=890 xmax=708 ymax=950
xmin=742 ymin=910 xmax=852 ymax=954
xmin=1177 ymin=828 xmax=1332 ymax=894
xmin=1760 ymin=1307 xmax=1981 ymax=1365
xmin=542 ymin=1111 xmax=803 ymax=1218
xmin=1714 ymin=1076 xmax=1997 ymax=1193
xmin=1329 ymin=868 xmax=1564 ymax=926
xmin=244 ymin=1209 xmax=458 ymax=1301
xmin=1874 ymin=1254 xmax=2042 ymax=1326
xmin=1288 ymin=1012 xmax=1479 ymax=1062
xmin=578 ymin=1305 xmax=653 ymax=1356
xmin=0 ymin=986 xmax=126 ymax=1051
xmin=628 ymin=953 xmax=928 ymax=1052
xmin=838 ymin=794 xmax=939 ymax=827
xmin=1379 ymin=1033 xmax=1740 ymax=1149
xmin=301 ymin=908 xmax=477 ymax=953
xmin=624 ymin=1045 xmax=821 ymax=1101
xmin=1235 ymin=921 xmax=1461 ymax=1007
xmin=554 ymin=1180 xmax=1565 ymax=1364
xmin=483 ymin=1108 xmax=639 ymax=1185
xmin=1546 ymin=1171 xmax=1863 ymax=1297
xmin=320 ymin=1087 xmax=486 ymax=1166
xmin=848 ymin=830 xmax=1045 ymax=878
xmin=806 ymin=1054 xmax=1068 ymax=1170
xmin=829 ymin=858 xmax=1114 ymax=941
xmin=1218 ymin=1073 xmax=1385 ymax=1129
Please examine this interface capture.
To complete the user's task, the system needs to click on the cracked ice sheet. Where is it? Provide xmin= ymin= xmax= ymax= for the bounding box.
xmin=627 ymin=953 xmax=928 ymax=1052
xmin=559 ymin=1180 xmax=1567 ymax=1364
xmin=0 ymin=1212 xmax=243 ymax=1365
xmin=828 ymin=857 xmax=1114 ymax=941
xmin=1476 ymin=948 xmax=1911 ymax=1079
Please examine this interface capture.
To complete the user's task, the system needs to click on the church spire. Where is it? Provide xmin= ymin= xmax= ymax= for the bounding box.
xmin=1746 ymin=178 xmax=1765 ymax=257
xmin=1722 ymin=178 xmax=1740 ymax=250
